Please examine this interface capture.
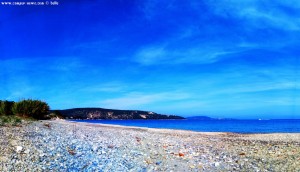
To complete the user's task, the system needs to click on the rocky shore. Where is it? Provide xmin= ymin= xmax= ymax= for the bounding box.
xmin=1 ymin=120 xmax=300 ymax=171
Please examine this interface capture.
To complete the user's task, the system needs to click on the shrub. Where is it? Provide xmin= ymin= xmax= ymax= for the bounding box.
xmin=0 ymin=115 xmax=22 ymax=126
xmin=12 ymin=99 xmax=49 ymax=120
xmin=11 ymin=117 xmax=22 ymax=126
xmin=1 ymin=116 xmax=10 ymax=123
xmin=0 ymin=100 xmax=14 ymax=116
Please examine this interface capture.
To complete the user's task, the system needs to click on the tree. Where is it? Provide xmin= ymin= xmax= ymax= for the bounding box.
xmin=12 ymin=99 xmax=49 ymax=119
xmin=0 ymin=100 xmax=14 ymax=116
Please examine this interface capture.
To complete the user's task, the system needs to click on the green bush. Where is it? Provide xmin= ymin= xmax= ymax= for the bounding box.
xmin=12 ymin=99 xmax=49 ymax=120
xmin=0 ymin=100 xmax=14 ymax=116
xmin=0 ymin=115 xmax=22 ymax=126
xmin=1 ymin=116 xmax=10 ymax=123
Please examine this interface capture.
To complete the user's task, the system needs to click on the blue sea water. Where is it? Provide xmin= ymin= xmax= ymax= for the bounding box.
xmin=71 ymin=119 xmax=300 ymax=133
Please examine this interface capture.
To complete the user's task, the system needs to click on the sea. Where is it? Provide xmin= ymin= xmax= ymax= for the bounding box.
xmin=71 ymin=119 xmax=300 ymax=133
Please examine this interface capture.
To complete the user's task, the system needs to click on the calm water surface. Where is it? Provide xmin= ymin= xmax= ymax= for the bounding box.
xmin=71 ymin=119 xmax=300 ymax=133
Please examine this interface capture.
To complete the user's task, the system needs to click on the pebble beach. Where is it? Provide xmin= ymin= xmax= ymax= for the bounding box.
xmin=1 ymin=120 xmax=300 ymax=171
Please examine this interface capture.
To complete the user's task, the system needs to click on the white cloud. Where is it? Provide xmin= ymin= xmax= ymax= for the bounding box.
xmin=139 ymin=0 xmax=178 ymax=20
xmin=213 ymin=82 xmax=296 ymax=96
xmin=206 ymin=0 xmax=300 ymax=31
xmin=134 ymin=45 xmax=236 ymax=65
xmin=132 ymin=0 xmax=300 ymax=67
xmin=99 ymin=91 xmax=190 ymax=109
xmin=80 ymin=82 xmax=125 ymax=93
xmin=239 ymin=7 xmax=300 ymax=31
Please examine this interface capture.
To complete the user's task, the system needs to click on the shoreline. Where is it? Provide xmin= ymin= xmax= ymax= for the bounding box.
xmin=68 ymin=120 xmax=225 ymax=135
xmin=1 ymin=119 xmax=300 ymax=171
xmin=69 ymin=119 xmax=300 ymax=138
xmin=67 ymin=118 xmax=300 ymax=134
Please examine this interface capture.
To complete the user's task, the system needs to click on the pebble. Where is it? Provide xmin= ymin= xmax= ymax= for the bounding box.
xmin=214 ymin=162 xmax=220 ymax=167
xmin=156 ymin=161 xmax=162 ymax=165
xmin=1 ymin=120 xmax=300 ymax=172
xmin=16 ymin=146 xmax=23 ymax=153
xmin=24 ymin=149 xmax=30 ymax=154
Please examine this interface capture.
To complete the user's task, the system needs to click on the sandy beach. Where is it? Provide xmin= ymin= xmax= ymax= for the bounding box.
xmin=1 ymin=120 xmax=300 ymax=171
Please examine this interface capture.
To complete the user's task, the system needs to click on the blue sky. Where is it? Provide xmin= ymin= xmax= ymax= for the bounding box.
xmin=0 ymin=0 xmax=299 ymax=119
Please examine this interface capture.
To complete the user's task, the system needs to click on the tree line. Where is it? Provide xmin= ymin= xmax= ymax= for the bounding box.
xmin=0 ymin=99 xmax=49 ymax=120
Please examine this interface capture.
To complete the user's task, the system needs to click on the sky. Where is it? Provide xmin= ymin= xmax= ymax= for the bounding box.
xmin=0 ymin=0 xmax=299 ymax=119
